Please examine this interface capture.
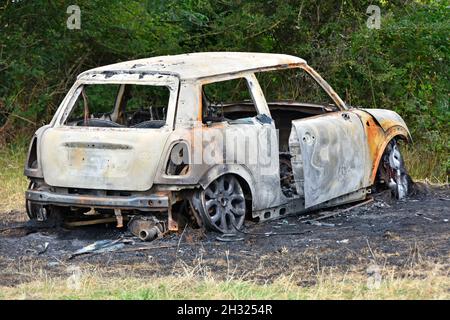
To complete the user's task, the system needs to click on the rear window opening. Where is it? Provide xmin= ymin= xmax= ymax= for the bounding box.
xmin=65 ymin=84 xmax=170 ymax=128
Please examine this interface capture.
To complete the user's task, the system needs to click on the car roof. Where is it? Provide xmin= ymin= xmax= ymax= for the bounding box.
xmin=78 ymin=52 xmax=307 ymax=81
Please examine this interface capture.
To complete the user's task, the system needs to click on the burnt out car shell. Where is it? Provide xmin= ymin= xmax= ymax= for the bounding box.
xmin=24 ymin=52 xmax=411 ymax=230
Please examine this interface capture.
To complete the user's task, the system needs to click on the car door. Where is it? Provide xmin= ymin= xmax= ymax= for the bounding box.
xmin=200 ymin=74 xmax=282 ymax=210
xmin=289 ymin=111 xmax=370 ymax=208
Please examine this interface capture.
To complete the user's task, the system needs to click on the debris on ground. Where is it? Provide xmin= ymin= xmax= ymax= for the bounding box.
xmin=307 ymin=221 xmax=335 ymax=227
xmin=69 ymin=238 xmax=132 ymax=259
xmin=128 ymin=216 xmax=167 ymax=242
xmin=303 ymin=198 xmax=375 ymax=225
xmin=38 ymin=242 xmax=49 ymax=255
xmin=0 ymin=184 xmax=448 ymax=289
xmin=373 ymin=201 xmax=391 ymax=209
xmin=383 ymin=231 xmax=401 ymax=241
xmin=216 ymin=234 xmax=244 ymax=242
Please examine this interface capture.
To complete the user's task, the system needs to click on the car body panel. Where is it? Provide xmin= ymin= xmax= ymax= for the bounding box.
xmin=40 ymin=126 xmax=171 ymax=191
xmin=353 ymin=109 xmax=412 ymax=183
xmin=78 ymin=52 xmax=307 ymax=81
xmin=362 ymin=108 xmax=411 ymax=139
xmin=289 ymin=111 xmax=370 ymax=208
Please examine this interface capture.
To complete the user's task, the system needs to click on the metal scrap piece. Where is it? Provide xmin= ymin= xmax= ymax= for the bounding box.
xmin=69 ymin=239 xmax=126 ymax=259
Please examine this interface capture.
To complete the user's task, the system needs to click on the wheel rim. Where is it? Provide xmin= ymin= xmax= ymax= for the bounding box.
xmin=201 ymin=175 xmax=246 ymax=233
xmin=386 ymin=141 xmax=409 ymax=199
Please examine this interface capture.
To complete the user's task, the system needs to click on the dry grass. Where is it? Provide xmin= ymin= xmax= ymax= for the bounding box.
xmin=403 ymin=145 xmax=448 ymax=184
xmin=0 ymin=261 xmax=448 ymax=300
xmin=0 ymin=143 xmax=448 ymax=300
xmin=0 ymin=144 xmax=28 ymax=216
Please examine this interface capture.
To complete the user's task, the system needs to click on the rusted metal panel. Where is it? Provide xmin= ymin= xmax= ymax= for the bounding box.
xmin=351 ymin=110 xmax=387 ymax=184
xmin=290 ymin=112 xmax=370 ymax=208
xmin=362 ymin=109 xmax=412 ymax=141
xmin=25 ymin=188 xmax=169 ymax=209
xmin=353 ymin=109 xmax=412 ymax=183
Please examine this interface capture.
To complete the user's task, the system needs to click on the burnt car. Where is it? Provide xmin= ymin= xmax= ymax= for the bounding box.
xmin=24 ymin=52 xmax=411 ymax=238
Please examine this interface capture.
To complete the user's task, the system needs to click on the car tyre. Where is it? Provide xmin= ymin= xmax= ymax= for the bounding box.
xmin=199 ymin=175 xmax=246 ymax=234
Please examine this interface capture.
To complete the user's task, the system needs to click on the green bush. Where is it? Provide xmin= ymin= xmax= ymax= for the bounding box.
xmin=0 ymin=0 xmax=448 ymax=178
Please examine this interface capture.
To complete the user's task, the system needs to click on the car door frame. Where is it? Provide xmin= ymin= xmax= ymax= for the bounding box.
xmin=287 ymin=65 xmax=370 ymax=208
xmin=197 ymin=73 xmax=284 ymax=211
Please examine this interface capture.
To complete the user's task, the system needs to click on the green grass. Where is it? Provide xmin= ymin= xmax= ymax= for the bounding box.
xmin=403 ymin=144 xmax=448 ymax=184
xmin=1 ymin=265 xmax=448 ymax=300
xmin=0 ymin=143 xmax=28 ymax=215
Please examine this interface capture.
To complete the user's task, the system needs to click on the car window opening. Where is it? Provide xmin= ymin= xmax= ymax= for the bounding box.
xmin=257 ymin=68 xmax=338 ymax=152
xmin=256 ymin=68 xmax=339 ymax=198
xmin=202 ymin=77 xmax=258 ymax=125
xmin=65 ymin=84 xmax=170 ymax=128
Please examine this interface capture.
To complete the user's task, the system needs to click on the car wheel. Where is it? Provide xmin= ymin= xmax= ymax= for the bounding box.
xmin=26 ymin=182 xmax=65 ymax=226
xmin=25 ymin=181 xmax=38 ymax=220
xmin=199 ymin=175 xmax=246 ymax=233
xmin=378 ymin=139 xmax=411 ymax=200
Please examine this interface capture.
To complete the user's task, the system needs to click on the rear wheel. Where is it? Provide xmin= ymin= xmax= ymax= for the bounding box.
xmin=199 ymin=175 xmax=246 ymax=233
xmin=26 ymin=182 xmax=65 ymax=226
xmin=25 ymin=181 xmax=37 ymax=220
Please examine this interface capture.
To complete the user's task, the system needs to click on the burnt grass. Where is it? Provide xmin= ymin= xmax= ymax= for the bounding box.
xmin=0 ymin=183 xmax=449 ymax=287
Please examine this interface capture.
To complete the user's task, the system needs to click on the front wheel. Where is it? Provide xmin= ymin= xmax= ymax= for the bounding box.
xmin=377 ymin=139 xmax=412 ymax=199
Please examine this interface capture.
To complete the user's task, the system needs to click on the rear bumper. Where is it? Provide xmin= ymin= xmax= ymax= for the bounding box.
xmin=25 ymin=189 xmax=169 ymax=210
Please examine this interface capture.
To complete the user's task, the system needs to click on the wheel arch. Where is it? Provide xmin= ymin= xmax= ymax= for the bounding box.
xmin=362 ymin=108 xmax=413 ymax=143
xmin=370 ymin=129 xmax=410 ymax=184
xmin=198 ymin=164 xmax=255 ymax=208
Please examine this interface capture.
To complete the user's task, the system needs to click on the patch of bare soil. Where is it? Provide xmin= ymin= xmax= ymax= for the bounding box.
xmin=0 ymin=183 xmax=448 ymax=287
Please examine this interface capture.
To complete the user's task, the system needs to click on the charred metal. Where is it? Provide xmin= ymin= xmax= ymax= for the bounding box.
xmin=24 ymin=52 xmax=412 ymax=239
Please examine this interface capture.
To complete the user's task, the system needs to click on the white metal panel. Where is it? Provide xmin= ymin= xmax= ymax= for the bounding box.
xmin=41 ymin=126 xmax=171 ymax=191
xmin=290 ymin=112 xmax=369 ymax=208
xmin=78 ymin=52 xmax=306 ymax=80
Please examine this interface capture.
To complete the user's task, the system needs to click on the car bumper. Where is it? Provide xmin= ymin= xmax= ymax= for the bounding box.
xmin=25 ymin=189 xmax=169 ymax=210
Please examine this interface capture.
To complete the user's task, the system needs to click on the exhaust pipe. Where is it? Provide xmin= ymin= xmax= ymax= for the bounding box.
xmin=128 ymin=216 xmax=166 ymax=242
xmin=138 ymin=226 xmax=161 ymax=241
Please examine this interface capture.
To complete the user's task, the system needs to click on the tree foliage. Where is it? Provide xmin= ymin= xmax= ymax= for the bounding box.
xmin=0 ymin=0 xmax=448 ymax=160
